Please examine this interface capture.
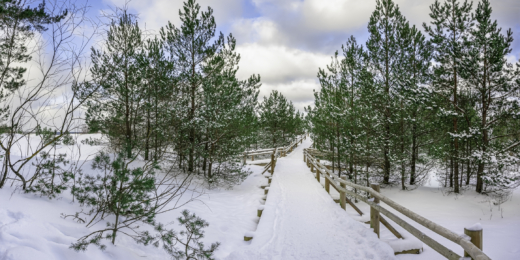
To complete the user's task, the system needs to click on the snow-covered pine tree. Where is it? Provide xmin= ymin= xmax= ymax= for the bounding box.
xmin=199 ymin=34 xmax=260 ymax=186
xmin=259 ymin=90 xmax=301 ymax=148
xmin=315 ymin=51 xmax=345 ymax=174
xmin=462 ymin=0 xmax=520 ymax=194
xmin=160 ymin=0 xmax=261 ymax=182
xmin=341 ymin=36 xmax=368 ymax=180
xmin=69 ymin=152 xmax=157 ymax=249
xmin=394 ymin=24 xmax=434 ymax=188
xmin=26 ymin=128 xmax=75 ymax=198
xmin=366 ymin=0 xmax=409 ymax=184
xmin=83 ymin=10 xmax=145 ymax=158
xmin=139 ymin=37 xmax=174 ymax=162
xmin=423 ymin=0 xmax=474 ymax=193
xmin=160 ymin=0 xmax=222 ymax=174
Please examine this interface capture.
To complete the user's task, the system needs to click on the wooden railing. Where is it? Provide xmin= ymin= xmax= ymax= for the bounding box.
xmin=242 ymin=135 xmax=306 ymax=166
xmin=303 ymin=148 xmax=490 ymax=260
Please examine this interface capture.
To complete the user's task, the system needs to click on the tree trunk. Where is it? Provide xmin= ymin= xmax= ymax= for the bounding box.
xmin=145 ymin=105 xmax=151 ymax=161
xmin=336 ymin=125 xmax=341 ymax=176
xmin=331 ymin=139 xmax=335 ymax=174
xmin=400 ymin=101 xmax=405 ymax=190
xmin=410 ymin=123 xmax=417 ymax=185
xmin=450 ymin=157 xmax=454 ymax=188
xmin=0 ymin=156 xmax=8 ymax=188
xmin=203 ymin=143 xmax=208 ymax=176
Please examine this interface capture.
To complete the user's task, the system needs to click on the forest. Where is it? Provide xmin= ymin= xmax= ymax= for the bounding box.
xmin=307 ymin=0 xmax=520 ymax=200
xmin=0 ymin=0 xmax=519 ymax=259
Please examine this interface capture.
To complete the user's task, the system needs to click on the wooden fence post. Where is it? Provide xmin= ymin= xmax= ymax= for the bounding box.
xmin=270 ymin=153 xmax=275 ymax=174
xmin=370 ymin=183 xmax=380 ymax=238
xmin=243 ymin=153 xmax=247 ymax=165
xmin=252 ymin=155 xmax=254 ymax=161
xmin=340 ymin=176 xmax=347 ymax=210
xmin=464 ymin=225 xmax=483 ymax=259
xmin=325 ymin=174 xmax=330 ymax=193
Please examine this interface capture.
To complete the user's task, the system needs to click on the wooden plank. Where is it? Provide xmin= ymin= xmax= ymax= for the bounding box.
xmin=345 ymin=196 xmax=363 ymax=216
xmin=395 ymin=248 xmax=422 ymax=255
xmin=380 ymin=216 xmax=403 ymax=239
xmin=250 ymin=163 xmax=268 ymax=167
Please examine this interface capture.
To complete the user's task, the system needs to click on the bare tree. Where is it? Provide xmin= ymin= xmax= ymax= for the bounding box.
xmin=0 ymin=0 xmax=101 ymax=189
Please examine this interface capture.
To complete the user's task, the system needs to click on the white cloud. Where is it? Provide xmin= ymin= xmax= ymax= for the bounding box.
xmin=236 ymin=43 xmax=331 ymax=84
xmin=259 ymin=79 xmax=320 ymax=112
xmin=106 ymin=0 xmax=243 ymax=31
xmin=235 ymin=43 xmax=329 ymax=112
xmin=231 ymin=18 xmax=287 ymax=46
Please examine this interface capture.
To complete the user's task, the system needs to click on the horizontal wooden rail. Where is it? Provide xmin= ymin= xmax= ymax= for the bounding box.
xmin=243 ymin=135 xmax=306 ymax=164
xmin=303 ymin=149 xmax=491 ymax=260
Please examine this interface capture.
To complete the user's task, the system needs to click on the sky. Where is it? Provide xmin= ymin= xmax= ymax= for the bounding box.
xmin=90 ymin=0 xmax=520 ymax=112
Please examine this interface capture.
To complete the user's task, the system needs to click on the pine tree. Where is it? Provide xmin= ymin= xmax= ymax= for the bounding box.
xmin=199 ymin=34 xmax=260 ymax=186
xmin=84 ymin=10 xmax=145 ymax=158
xmin=26 ymin=128 xmax=75 ymax=198
xmin=395 ymin=24 xmax=433 ymax=188
xmin=139 ymin=37 xmax=174 ymax=162
xmin=70 ymin=152 xmax=162 ymax=249
xmin=462 ymin=0 xmax=520 ymax=193
xmin=424 ymin=0 xmax=474 ymax=193
xmin=259 ymin=90 xmax=300 ymax=148
xmin=315 ymin=51 xmax=345 ymax=174
xmin=366 ymin=0 xmax=408 ymax=184
xmin=341 ymin=36 xmax=367 ymax=180
xmin=161 ymin=0 xmax=223 ymax=173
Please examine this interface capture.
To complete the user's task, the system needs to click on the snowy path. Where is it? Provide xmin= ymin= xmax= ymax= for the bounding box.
xmin=226 ymin=139 xmax=397 ymax=260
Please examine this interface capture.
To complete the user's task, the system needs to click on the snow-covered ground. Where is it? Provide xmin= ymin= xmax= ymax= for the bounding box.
xmin=372 ymin=186 xmax=520 ymax=260
xmin=314 ymin=163 xmax=520 ymax=259
xmin=1 ymin=134 xmax=519 ymax=259
xmin=226 ymin=139 xmax=396 ymax=260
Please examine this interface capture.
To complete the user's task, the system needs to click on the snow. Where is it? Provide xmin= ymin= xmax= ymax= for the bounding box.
xmin=1 ymin=134 xmax=520 ymax=259
xmin=246 ymin=159 xmax=271 ymax=165
xmin=344 ymin=185 xmax=520 ymax=260
xmin=225 ymin=139 xmax=397 ymax=260
xmin=465 ymin=223 xmax=483 ymax=231
xmin=306 ymin=161 xmax=520 ymax=258
xmin=386 ymin=236 xmax=423 ymax=254
xmin=0 ymin=188 xmax=152 ymax=260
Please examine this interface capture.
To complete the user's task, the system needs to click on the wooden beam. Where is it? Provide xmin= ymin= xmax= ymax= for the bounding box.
xmin=380 ymin=216 xmax=403 ymax=239
xmin=395 ymin=248 xmax=422 ymax=255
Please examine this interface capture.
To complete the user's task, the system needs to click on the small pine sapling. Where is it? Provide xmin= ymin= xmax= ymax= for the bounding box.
xmin=69 ymin=152 xmax=158 ymax=250
xmin=135 ymin=210 xmax=220 ymax=260
xmin=170 ymin=210 xmax=220 ymax=260
xmin=26 ymin=128 xmax=76 ymax=199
